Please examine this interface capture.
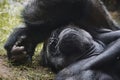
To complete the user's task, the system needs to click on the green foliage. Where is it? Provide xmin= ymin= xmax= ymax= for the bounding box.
xmin=0 ymin=0 xmax=23 ymax=55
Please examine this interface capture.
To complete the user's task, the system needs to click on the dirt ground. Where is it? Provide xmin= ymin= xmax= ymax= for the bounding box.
xmin=0 ymin=57 xmax=13 ymax=79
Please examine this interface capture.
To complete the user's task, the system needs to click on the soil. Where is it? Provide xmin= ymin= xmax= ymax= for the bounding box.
xmin=0 ymin=57 xmax=12 ymax=78
xmin=0 ymin=57 xmax=13 ymax=79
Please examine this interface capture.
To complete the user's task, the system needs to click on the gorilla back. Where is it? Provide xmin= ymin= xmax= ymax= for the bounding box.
xmin=23 ymin=0 xmax=119 ymax=30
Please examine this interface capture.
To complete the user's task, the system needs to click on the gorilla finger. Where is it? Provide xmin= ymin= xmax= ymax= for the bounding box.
xmin=11 ymin=46 xmax=25 ymax=54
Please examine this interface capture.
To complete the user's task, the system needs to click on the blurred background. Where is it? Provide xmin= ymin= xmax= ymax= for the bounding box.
xmin=0 ymin=0 xmax=119 ymax=80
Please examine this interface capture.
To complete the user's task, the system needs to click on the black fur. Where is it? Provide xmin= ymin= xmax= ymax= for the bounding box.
xmin=4 ymin=0 xmax=119 ymax=64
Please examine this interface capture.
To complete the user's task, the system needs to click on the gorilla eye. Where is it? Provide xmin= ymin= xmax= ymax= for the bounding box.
xmin=49 ymin=38 xmax=58 ymax=52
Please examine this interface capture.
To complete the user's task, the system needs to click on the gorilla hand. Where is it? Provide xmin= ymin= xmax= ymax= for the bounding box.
xmin=8 ymin=36 xmax=31 ymax=65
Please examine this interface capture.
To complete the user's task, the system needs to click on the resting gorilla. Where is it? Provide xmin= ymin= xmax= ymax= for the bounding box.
xmin=4 ymin=0 xmax=120 ymax=64
xmin=40 ymin=26 xmax=120 ymax=80
xmin=4 ymin=0 xmax=120 ymax=79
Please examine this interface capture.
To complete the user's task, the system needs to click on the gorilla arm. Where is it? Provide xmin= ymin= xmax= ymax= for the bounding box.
xmin=83 ymin=0 xmax=120 ymax=30
xmin=98 ymin=30 xmax=120 ymax=44
xmin=84 ymin=31 xmax=120 ymax=70
xmin=4 ymin=25 xmax=39 ymax=64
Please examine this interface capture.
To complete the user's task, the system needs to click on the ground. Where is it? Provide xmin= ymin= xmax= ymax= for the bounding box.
xmin=0 ymin=0 xmax=120 ymax=80
xmin=0 ymin=56 xmax=54 ymax=80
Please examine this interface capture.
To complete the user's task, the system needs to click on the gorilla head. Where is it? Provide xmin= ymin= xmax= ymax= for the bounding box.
xmin=58 ymin=27 xmax=94 ymax=56
xmin=40 ymin=26 xmax=96 ymax=72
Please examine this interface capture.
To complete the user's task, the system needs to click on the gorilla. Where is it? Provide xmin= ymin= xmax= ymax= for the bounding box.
xmin=4 ymin=0 xmax=120 ymax=64
xmin=40 ymin=26 xmax=120 ymax=80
